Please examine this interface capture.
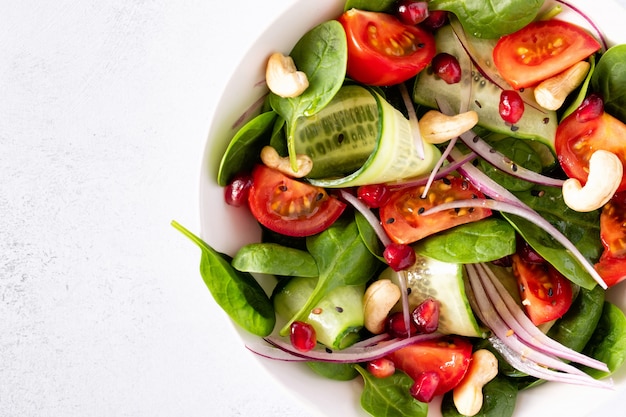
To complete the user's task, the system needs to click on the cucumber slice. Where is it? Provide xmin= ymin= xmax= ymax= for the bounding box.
xmin=413 ymin=24 xmax=558 ymax=167
xmin=379 ymin=253 xmax=484 ymax=338
xmin=292 ymin=85 xmax=441 ymax=188
xmin=273 ymin=276 xmax=365 ymax=350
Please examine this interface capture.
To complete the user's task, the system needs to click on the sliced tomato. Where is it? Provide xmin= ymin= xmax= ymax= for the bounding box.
xmin=387 ymin=336 xmax=472 ymax=397
xmin=248 ymin=164 xmax=346 ymax=237
xmin=595 ymin=253 xmax=626 ymax=288
xmin=379 ymin=176 xmax=491 ymax=244
xmin=555 ymin=110 xmax=626 ymax=192
xmin=338 ymin=9 xmax=436 ymax=86
xmin=511 ymin=253 xmax=574 ymax=326
xmin=594 ymin=192 xmax=626 ymax=287
xmin=493 ymin=19 xmax=601 ymax=89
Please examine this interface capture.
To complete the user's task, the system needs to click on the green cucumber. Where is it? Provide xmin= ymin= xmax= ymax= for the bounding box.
xmin=413 ymin=24 xmax=558 ymax=167
xmin=273 ymin=276 xmax=365 ymax=350
xmin=292 ymin=85 xmax=441 ymax=188
xmin=379 ymin=253 xmax=484 ymax=338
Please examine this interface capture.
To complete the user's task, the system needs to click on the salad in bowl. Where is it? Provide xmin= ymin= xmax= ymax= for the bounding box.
xmin=174 ymin=0 xmax=626 ymax=415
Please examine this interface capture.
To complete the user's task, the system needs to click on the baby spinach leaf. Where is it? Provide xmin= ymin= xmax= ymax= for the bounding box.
xmin=278 ymin=214 xmax=378 ymax=335
xmin=414 ymin=218 xmax=516 ymax=264
xmin=547 ymin=285 xmax=605 ymax=352
xmin=355 ymin=211 xmax=385 ymax=262
xmin=355 ymin=366 xmax=429 ymax=417
xmin=591 ymin=44 xmax=626 ymax=123
xmin=216 ymin=111 xmax=277 ymax=186
xmin=306 ymin=361 xmax=359 ymax=381
xmin=344 ymin=0 xmax=396 ymax=12
xmin=171 ymin=221 xmax=275 ymax=337
xmin=502 ymin=185 xmax=602 ymax=289
xmin=581 ymin=301 xmax=626 ymax=379
xmin=270 ymin=20 xmax=347 ymax=170
xmin=428 ymin=0 xmax=544 ymax=38
xmin=232 ymin=242 xmax=318 ymax=277
xmin=441 ymin=375 xmax=517 ymax=417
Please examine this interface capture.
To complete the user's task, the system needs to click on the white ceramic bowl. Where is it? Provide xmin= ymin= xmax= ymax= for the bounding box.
xmin=199 ymin=1 xmax=626 ymax=416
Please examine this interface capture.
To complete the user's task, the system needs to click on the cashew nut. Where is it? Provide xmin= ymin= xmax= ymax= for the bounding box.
xmin=419 ymin=110 xmax=479 ymax=144
xmin=534 ymin=61 xmax=590 ymax=111
xmin=452 ymin=349 xmax=498 ymax=416
xmin=562 ymin=149 xmax=623 ymax=212
xmin=265 ymin=52 xmax=309 ymax=98
xmin=260 ymin=145 xmax=313 ymax=178
xmin=363 ymin=279 xmax=401 ymax=334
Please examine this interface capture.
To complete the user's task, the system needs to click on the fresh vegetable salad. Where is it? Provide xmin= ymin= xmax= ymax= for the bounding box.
xmin=173 ymin=0 xmax=626 ymax=416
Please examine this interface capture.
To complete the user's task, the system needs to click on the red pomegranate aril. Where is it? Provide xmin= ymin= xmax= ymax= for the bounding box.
xmin=431 ymin=52 xmax=462 ymax=84
xmin=396 ymin=0 xmax=429 ymax=25
xmin=499 ymin=90 xmax=525 ymax=124
xmin=421 ymin=10 xmax=448 ymax=31
xmin=225 ymin=172 xmax=253 ymax=207
xmin=575 ymin=93 xmax=604 ymax=123
xmin=412 ymin=298 xmax=439 ymax=334
xmin=384 ymin=243 xmax=416 ymax=271
xmin=357 ymin=183 xmax=390 ymax=208
xmin=386 ymin=311 xmax=418 ymax=338
xmin=517 ymin=238 xmax=545 ymax=264
xmin=409 ymin=371 xmax=441 ymax=403
xmin=367 ymin=357 xmax=396 ymax=378
xmin=290 ymin=321 xmax=317 ymax=352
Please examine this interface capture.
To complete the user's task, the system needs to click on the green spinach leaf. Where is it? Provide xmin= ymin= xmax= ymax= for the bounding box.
xmin=581 ymin=301 xmax=626 ymax=378
xmin=414 ymin=218 xmax=516 ymax=263
xmin=216 ymin=111 xmax=277 ymax=186
xmin=269 ymin=20 xmax=347 ymax=170
xmin=441 ymin=375 xmax=517 ymax=417
xmin=344 ymin=0 xmax=396 ymax=12
xmin=278 ymin=214 xmax=378 ymax=335
xmin=591 ymin=44 xmax=626 ymax=123
xmin=355 ymin=366 xmax=429 ymax=417
xmin=171 ymin=221 xmax=275 ymax=336
xmin=428 ymin=0 xmax=544 ymax=38
xmin=232 ymin=242 xmax=318 ymax=277
xmin=307 ymin=361 xmax=359 ymax=381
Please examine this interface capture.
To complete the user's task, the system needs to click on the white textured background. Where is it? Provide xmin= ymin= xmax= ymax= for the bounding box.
xmin=2 ymin=1 xmax=626 ymax=417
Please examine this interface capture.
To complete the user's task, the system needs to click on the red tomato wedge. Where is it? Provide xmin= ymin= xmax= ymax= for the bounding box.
xmin=493 ymin=19 xmax=601 ymax=89
xmin=387 ymin=336 xmax=472 ymax=397
xmin=338 ymin=9 xmax=436 ymax=86
xmin=379 ymin=176 xmax=491 ymax=244
xmin=511 ymin=253 xmax=574 ymax=326
xmin=595 ymin=254 xmax=626 ymax=288
xmin=555 ymin=111 xmax=626 ymax=192
xmin=594 ymin=192 xmax=626 ymax=287
xmin=247 ymin=164 xmax=346 ymax=237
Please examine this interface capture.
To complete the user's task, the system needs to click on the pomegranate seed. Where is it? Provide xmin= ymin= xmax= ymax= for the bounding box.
xmin=357 ymin=183 xmax=390 ymax=208
xmin=412 ymin=298 xmax=439 ymax=334
xmin=224 ymin=172 xmax=252 ymax=207
xmin=367 ymin=357 xmax=396 ymax=378
xmin=409 ymin=371 xmax=441 ymax=403
xmin=396 ymin=0 xmax=429 ymax=25
xmin=421 ymin=10 xmax=448 ymax=30
xmin=499 ymin=90 xmax=525 ymax=124
xmin=386 ymin=311 xmax=418 ymax=338
xmin=575 ymin=93 xmax=604 ymax=123
xmin=517 ymin=238 xmax=544 ymax=264
xmin=384 ymin=243 xmax=416 ymax=271
xmin=290 ymin=321 xmax=316 ymax=352
xmin=431 ymin=52 xmax=462 ymax=84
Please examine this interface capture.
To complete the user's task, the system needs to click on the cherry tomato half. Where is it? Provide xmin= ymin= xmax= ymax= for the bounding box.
xmin=511 ymin=253 xmax=574 ymax=326
xmin=555 ymin=110 xmax=626 ymax=192
xmin=594 ymin=192 xmax=626 ymax=287
xmin=379 ymin=176 xmax=492 ymax=244
xmin=387 ymin=336 xmax=472 ymax=397
xmin=338 ymin=9 xmax=436 ymax=86
xmin=493 ymin=19 xmax=601 ymax=89
xmin=247 ymin=164 xmax=346 ymax=237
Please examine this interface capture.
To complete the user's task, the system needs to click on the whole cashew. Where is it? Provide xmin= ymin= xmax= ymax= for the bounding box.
xmin=534 ymin=61 xmax=590 ymax=111
xmin=363 ymin=279 xmax=401 ymax=334
xmin=265 ymin=52 xmax=309 ymax=98
xmin=419 ymin=110 xmax=479 ymax=144
xmin=562 ymin=149 xmax=623 ymax=212
xmin=452 ymin=349 xmax=498 ymax=416
xmin=260 ymin=146 xmax=313 ymax=178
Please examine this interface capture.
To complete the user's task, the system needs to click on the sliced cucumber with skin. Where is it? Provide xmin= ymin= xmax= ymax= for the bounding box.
xmin=273 ymin=276 xmax=365 ymax=350
xmin=413 ymin=24 xmax=558 ymax=167
xmin=292 ymin=85 xmax=441 ymax=188
xmin=379 ymin=253 xmax=484 ymax=338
